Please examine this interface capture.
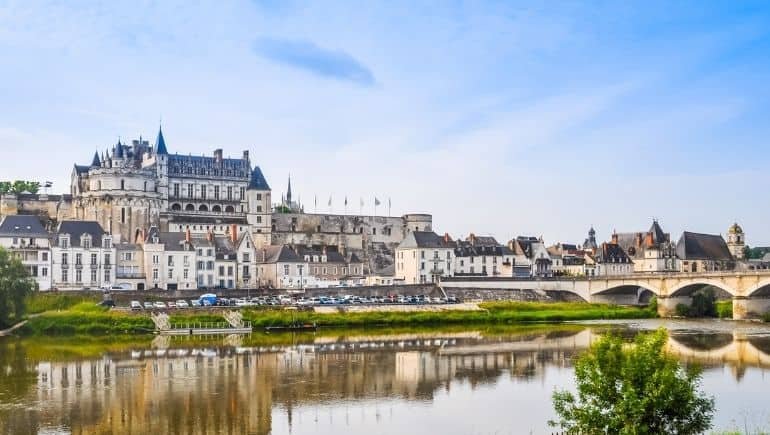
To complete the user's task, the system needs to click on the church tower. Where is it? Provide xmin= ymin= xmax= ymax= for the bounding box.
xmin=727 ymin=222 xmax=746 ymax=260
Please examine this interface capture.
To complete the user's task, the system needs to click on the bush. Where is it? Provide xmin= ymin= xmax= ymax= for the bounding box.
xmin=676 ymin=303 xmax=692 ymax=317
xmin=551 ymin=329 xmax=715 ymax=434
xmin=691 ymin=288 xmax=717 ymax=317
xmin=716 ymin=300 xmax=733 ymax=319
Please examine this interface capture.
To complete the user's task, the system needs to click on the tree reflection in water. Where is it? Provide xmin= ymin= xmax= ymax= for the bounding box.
xmin=0 ymin=338 xmax=39 ymax=435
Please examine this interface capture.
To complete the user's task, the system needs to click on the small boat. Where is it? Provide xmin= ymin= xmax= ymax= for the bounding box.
xmin=264 ymin=323 xmax=317 ymax=333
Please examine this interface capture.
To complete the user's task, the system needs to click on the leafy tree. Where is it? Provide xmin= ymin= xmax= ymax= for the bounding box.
xmin=25 ymin=181 xmax=40 ymax=194
xmin=551 ymin=329 xmax=714 ymax=434
xmin=0 ymin=247 xmax=37 ymax=327
xmin=10 ymin=180 xmax=27 ymax=194
xmin=0 ymin=181 xmax=10 ymax=195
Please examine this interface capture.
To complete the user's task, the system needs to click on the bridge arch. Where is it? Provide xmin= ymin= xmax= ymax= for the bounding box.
xmin=745 ymin=279 xmax=770 ymax=297
xmin=668 ymin=279 xmax=736 ymax=297
xmin=592 ymin=283 xmax=661 ymax=305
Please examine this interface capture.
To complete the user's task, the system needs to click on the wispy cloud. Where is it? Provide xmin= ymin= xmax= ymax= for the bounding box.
xmin=253 ymin=37 xmax=375 ymax=86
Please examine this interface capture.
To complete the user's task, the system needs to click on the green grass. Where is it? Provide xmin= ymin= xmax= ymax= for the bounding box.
xmin=24 ymin=292 xmax=101 ymax=314
xmin=20 ymin=301 xmax=656 ymax=336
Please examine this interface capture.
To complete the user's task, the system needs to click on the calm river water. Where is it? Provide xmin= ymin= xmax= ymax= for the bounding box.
xmin=2 ymin=319 xmax=770 ymax=434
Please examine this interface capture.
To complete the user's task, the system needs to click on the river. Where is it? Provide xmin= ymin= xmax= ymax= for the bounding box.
xmin=2 ymin=320 xmax=770 ymax=434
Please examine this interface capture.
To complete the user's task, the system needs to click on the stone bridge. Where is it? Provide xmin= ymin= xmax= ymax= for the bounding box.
xmin=440 ymin=271 xmax=770 ymax=319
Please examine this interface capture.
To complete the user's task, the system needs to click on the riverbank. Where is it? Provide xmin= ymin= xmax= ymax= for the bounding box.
xmin=16 ymin=299 xmax=657 ymax=336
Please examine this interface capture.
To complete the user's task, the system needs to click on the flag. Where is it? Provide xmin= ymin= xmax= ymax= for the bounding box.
xmin=44 ymin=181 xmax=53 ymax=188
xmin=328 ymin=196 xmax=332 ymax=206
xmin=388 ymin=197 xmax=391 ymax=207
xmin=360 ymin=198 xmax=364 ymax=207
xmin=314 ymin=195 xmax=317 ymax=208
xmin=374 ymin=197 xmax=381 ymax=206
xmin=344 ymin=196 xmax=348 ymax=206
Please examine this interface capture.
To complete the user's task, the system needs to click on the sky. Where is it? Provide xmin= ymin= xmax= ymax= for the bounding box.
xmin=1 ymin=1 xmax=770 ymax=245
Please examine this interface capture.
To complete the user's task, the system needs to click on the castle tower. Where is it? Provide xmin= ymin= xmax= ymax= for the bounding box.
xmin=727 ymin=222 xmax=746 ymax=260
xmin=246 ymin=166 xmax=272 ymax=248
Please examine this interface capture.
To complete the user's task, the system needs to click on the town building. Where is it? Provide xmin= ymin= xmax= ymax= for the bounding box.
xmin=50 ymin=221 xmax=115 ymax=290
xmin=676 ymin=232 xmax=735 ymax=272
xmin=0 ymin=215 xmax=51 ymax=290
xmin=395 ymin=231 xmax=456 ymax=284
xmin=453 ymin=234 xmax=515 ymax=277
xmin=591 ymin=242 xmax=634 ymax=276
xmin=509 ymin=236 xmax=552 ymax=277
xmin=296 ymin=245 xmax=365 ymax=287
xmin=256 ymin=245 xmax=309 ymax=290
xmin=611 ymin=220 xmax=678 ymax=273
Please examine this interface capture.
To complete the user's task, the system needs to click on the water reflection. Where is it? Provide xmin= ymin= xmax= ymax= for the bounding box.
xmin=3 ymin=323 xmax=770 ymax=434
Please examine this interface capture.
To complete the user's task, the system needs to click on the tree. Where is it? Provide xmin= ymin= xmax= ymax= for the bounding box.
xmin=0 ymin=181 xmax=10 ymax=195
xmin=551 ymin=329 xmax=714 ymax=434
xmin=0 ymin=247 xmax=37 ymax=327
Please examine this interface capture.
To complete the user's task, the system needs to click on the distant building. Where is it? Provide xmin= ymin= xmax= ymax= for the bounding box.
xmin=454 ymin=234 xmax=515 ymax=277
xmin=726 ymin=222 xmax=746 ymax=260
xmin=612 ymin=220 xmax=678 ymax=273
xmin=395 ymin=231 xmax=455 ymax=284
xmin=256 ymin=245 xmax=309 ymax=290
xmin=509 ymin=236 xmax=552 ymax=277
xmin=591 ymin=242 xmax=633 ymax=276
xmin=0 ymin=215 xmax=51 ymax=290
xmin=51 ymin=221 xmax=115 ymax=290
xmin=676 ymin=231 xmax=734 ymax=272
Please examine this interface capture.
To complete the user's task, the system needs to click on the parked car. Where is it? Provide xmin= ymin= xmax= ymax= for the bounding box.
xmin=143 ymin=301 xmax=154 ymax=309
xmin=176 ymin=300 xmax=189 ymax=308
xmin=130 ymin=300 xmax=142 ymax=311
xmin=154 ymin=301 xmax=167 ymax=309
xmin=167 ymin=301 xmax=177 ymax=309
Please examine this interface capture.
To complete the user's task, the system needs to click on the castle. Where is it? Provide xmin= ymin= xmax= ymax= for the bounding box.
xmin=0 ymin=127 xmax=432 ymax=278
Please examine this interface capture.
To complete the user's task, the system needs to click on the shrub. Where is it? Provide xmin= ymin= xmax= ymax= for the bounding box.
xmin=715 ymin=300 xmax=733 ymax=319
xmin=690 ymin=288 xmax=717 ymax=317
xmin=551 ymin=329 xmax=715 ymax=434
xmin=676 ymin=303 xmax=692 ymax=317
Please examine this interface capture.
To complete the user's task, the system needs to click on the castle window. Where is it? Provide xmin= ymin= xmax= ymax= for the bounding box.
xmin=171 ymin=203 xmax=181 ymax=211
xmin=121 ymin=208 xmax=126 ymax=223
xmin=201 ymin=186 xmax=207 ymax=200
xmin=227 ymin=186 xmax=233 ymax=201
xmin=120 ymin=180 xmax=125 ymax=190
xmin=212 ymin=205 xmax=222 ymax=212
xmin=187 ymin=184 xmax=193 ymax=198
xmin=199 ymin=204 xmax=208 ymax=212
xmin=173 ymin=184 xmax=180 ymax=198
xmin=185 ymin=204 xmax=195 ymax=211
xmin=214 ymin=186 xmax=220 ymax=200
xmin=143 ymin=181 xmax=147 ymax=191
xmin=239 ymin=187 xmax=245 ymax=200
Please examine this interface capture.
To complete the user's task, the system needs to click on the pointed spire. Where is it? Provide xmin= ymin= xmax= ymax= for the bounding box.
xmin=91 ymin=151 xmax=101 ymax=167
xmin=155 ymin=124 xmax=168 ymax=155
xmin=114 ymin=139 xmax=124 ymax=159
xmin=286 ymin=174 xmax=292 ymax=204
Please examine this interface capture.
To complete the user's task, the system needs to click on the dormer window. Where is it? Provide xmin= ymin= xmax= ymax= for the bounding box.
xmin=82 ymin=235 xmax=92 ymax=249
xmin=103 ymin=237 xmax=112 ymax=249
xmin=60 ymin=235 xmax=70 ymax=248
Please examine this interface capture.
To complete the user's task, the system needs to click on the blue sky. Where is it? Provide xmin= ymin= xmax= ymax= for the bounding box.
xmin=1 ymin=1 xmax=769 ymax=245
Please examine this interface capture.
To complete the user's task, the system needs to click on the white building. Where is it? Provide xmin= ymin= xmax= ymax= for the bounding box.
xmin=142 ymin=227 xmax=197 ymax=290
xmin=51 ymin=221 xmax=115 ymax=290
xmin=0 ymin=215 xmax=52 ymax=290
xmin=395 ymin=231 xmax=455 ymax=284
xmin=453 ymin=234 xmax=515 ymax=277
xmin=256 ymin=245 xmax=309 ymax=289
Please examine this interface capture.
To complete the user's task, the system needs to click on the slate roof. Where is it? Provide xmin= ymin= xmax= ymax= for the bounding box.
xmin=55 ymin=221 xmax=107 ymax=247
xmin=594 ymin=243 xmax=633 ymax=264
xmin=0 ymin=215 xmax=48 ymax=237
xmin=256 ymin=245 xmax=304 ymax=263
xmin=398 ymin=231 xmax=456 ymax=249
xmin=155 ymin=127 xmax=168 ymax=155
xmin=74 ymin=164 xmax=90 ymax=175
xmin=91 ymin=152 xmax=101 ymax=167
xmin=295 ymin=246 xmax=347 ymax=263
xmin=455 ymin=240 xmax=513 ymax=257
xmin=676 ymin=232 xmax=733 ymax=261
xmin=248 ymin=166 xmax=271 ymax=190
xmin=649 ymin=220 xmax=668 ymax=244
xmin=144 ymin=228 xmax=194 ymax=251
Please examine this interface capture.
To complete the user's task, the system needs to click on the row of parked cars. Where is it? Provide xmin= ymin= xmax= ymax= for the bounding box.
xmin=128 ymin=294 xmax=461 ymax=310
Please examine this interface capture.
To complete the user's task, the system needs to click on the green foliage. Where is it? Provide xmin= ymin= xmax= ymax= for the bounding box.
xmin=551 ymin=329 xmax=715 ymax=434
xmin=647 ymin=296 xmax=658 ymax=313
xmin=25 ymin=293 xmax=101 ymax=314
xmin=691 ymin=288 xmax=718 ymax=317
xmin=715 ymin=300 xmax=733 ymax=319
xmin=0 ymin=247 xmax=37 ymax=327
xmin=0 ymin=180 xmax=41 ymax=195
xmin=676 ymin=303 xmax=692 ymax=317
xmin=744 ymin=245 xmax=770 ymax=260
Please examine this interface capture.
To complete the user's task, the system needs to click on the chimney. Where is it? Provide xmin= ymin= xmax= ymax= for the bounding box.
xmin=230 ymin=224 xmax=238 ymax=243
xmin=322 ymin=245 xmax=327 ymax=256
xmin=469 ymin=233 xmax=476 ymax=245
xmin=243 ymin=150 xmax=249 ymax=161
xmin=185 ymin=227 xmax=191 ymax=244
xmin=645 ymin=232 xmax=654 ymax=247
xmin=214 ymin=148 xmax=223 ymax=163
xmin=635 ymin=233 xmax=642 ymax=248
xmin=444 ymin=233 xmax=450 ymax=244
xmin=207 ymin=229 xmax=214 ymax=242
xmin=611 ymin=231 xmax=618 ymax=245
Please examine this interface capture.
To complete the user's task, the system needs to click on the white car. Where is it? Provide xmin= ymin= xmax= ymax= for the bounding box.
xmin=176 ymin=300 xmax=189 ymax=308
xmin=154 ymin=301 xmax=167 ymax=309
xmin=130 ymin=300 xmax=142 ymax=310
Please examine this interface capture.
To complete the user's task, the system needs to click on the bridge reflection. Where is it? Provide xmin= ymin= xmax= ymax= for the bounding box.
xmin=2 ymin=326 xmax=770 ymax=434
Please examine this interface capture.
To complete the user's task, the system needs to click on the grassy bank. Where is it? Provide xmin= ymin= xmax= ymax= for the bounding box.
xmin=18 ymin=300 xmax=656 ymax=336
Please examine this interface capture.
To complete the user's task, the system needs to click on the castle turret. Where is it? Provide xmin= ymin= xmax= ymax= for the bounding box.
xmin=727 ymin=222 xmax=745 ymax=260
xmin=246 ymin=165 xmax=272 ymax=248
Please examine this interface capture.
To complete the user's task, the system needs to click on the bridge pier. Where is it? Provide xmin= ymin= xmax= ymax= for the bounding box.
xmin=732 ymin=297 xmax=770 ymax=320
xmin=656 ymin=296 xmax=692 ymax=317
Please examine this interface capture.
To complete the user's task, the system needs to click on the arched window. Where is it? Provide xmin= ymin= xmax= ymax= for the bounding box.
xmin=143 ymin=181 xmax=147 ymax=191
xmin=171 ymin=203 xmax=182 ymax=211
xmin=225 ymin=205 xmax=235 ymax=213
xmin=212 ymin=205 xmax=222 ymax=212
xmin=199 ymin=204 xmax=208 ymax=212
xmin=185 ymin=204 xmax=195 ymax=211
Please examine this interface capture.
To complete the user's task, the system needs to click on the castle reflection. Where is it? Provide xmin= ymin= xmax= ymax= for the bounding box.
xmin=3 ymin=326 xmax=770 ymax=434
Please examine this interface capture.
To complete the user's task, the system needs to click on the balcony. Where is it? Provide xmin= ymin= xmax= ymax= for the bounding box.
xmin=116 ymin=272 xmax=146 ymax=279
